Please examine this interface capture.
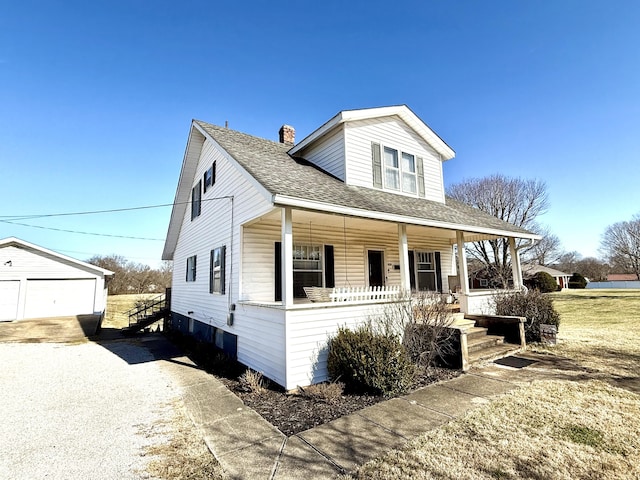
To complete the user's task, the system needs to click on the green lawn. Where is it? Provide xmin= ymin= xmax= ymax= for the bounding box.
xmin=347 ymin=289 xmax=640 ymax=479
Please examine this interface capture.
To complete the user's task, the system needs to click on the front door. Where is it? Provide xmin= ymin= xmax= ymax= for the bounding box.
xmin=368 ymin=250 xmax=384 ymax=287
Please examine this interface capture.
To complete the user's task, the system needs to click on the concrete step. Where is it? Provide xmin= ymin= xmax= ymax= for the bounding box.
xmin=468 ymin=343 xmax=520 ymax=365
xmin=468 ymin=334 xmax=504 ymax=354
xmin=465 ymin=326 xmax=489 ymax=341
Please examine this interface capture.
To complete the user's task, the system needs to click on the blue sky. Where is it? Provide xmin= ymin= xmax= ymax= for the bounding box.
xmin=1 ymin=1 xmax=639 ymax=266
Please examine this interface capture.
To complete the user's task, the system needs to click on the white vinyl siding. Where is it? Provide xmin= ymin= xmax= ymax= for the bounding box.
xmin=297 ymin=126 xmax=345 ymax=180
xmin=344 ymin=116 xmax=445 ymax=203
xmin=171 ymin=137 xmax=273 ymax=335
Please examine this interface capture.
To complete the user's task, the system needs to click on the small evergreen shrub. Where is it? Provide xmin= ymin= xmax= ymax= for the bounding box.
xmin=568 ymin=272 xmax=588 ymax=289
xmin=327 ymin=325 xmax=415 ymax=396
xmin=494 ymin=289 xmax=561 ymax=343
xmin=526 ymin=271 xmax=559 ymax=293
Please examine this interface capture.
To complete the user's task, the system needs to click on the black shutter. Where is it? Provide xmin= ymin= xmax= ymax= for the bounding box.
xmin=435 ymin=252 xmax=443 ymax=293
xmin=417 ymin=157 xmax=425 ymax=197
xmin=274 ymin=242 xmax=282 ymax=302
xmin=212 ymin=161 xmax=217 ymax=186
xmin=408 ymin=251 xmax=416 ymax=291
xmin=324 ymin=245 xmax=335 ymax=288
xmin=220 ymin=245 xmax=226 ymax=294
xmin=372 ymin=142 xmax=382 ymax=188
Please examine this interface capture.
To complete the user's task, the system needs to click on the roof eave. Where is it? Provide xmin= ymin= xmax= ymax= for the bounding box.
xmin=272 ymin=195 xmax=541 ymax=241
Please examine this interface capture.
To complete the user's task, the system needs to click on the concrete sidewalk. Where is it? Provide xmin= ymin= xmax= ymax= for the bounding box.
xmin=144 ymin=335 xmax=580 ymax=479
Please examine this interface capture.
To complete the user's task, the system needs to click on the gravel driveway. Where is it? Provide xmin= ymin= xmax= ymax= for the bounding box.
xmin=0 ymin=339 xmax=180 ymax=479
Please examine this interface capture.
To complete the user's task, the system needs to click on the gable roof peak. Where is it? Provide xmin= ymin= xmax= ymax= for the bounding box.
xmin=289 ymin=105 xmax=455 ymax=160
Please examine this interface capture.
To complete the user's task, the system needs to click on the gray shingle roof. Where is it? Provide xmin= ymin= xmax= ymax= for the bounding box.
xmin=196 ymin=121 xmax=536 ymax=237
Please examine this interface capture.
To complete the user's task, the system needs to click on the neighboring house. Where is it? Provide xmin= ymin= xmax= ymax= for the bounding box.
xmin=607 ymin=273 xmax=639 ymax=281
xmin=162 ymin=105 xmax=540 ymax=390
xmin=522 ymin=264 xmax=571 ymax=290
xmin=0 ymin=237 xmax=113 ymax=321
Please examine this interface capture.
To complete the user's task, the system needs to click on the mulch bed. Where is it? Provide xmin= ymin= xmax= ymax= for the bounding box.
xmin=169 ymin=332 xmax=460 ymax=436
xmin=220 ymin=367 xmax=460 ymax=436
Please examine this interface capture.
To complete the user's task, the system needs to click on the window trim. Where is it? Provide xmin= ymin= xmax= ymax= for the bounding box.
xmin=203 ymin=162 xmax=216 ymax=193
xmin=293 ymin=244 xmax=324 ymax=298
xmin=380 ymin=144 xmax=421 ymax=195
xmin=191 ymin=181 xmax=202 ymax=220
xmin=186 ymin=255 xmax=197 ymax=282
xmin=210 ymin=246 xmax=226 ymax=294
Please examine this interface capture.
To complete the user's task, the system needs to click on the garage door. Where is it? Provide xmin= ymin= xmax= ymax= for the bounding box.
xmin=0 ymin=280 xmax=20 ymax=321
xmin=23 ymin=279 xmax=96 ymax=319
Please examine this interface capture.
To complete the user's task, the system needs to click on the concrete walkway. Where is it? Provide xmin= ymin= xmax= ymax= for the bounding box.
xmin=143 ymin=335 xmax=585 ymax=479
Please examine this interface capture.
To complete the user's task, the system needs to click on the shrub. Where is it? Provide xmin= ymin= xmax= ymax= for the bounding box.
xmin=568 ymin=272 xmax=588 ymax=289
xmin=526 ymin=271 xmax=559 ymax=293
xmin=297 ymin=382 xmax=344 ymax=405
xmin=327 ymin=325 xmax=415 ymax=396
xmin=494 ymin=289 xmax=561 ymax=343
xmin=238 ymin=369 xmax=266 ymax=393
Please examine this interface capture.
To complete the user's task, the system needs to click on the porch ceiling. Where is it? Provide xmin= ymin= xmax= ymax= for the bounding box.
xmin=245 ymin=208 xmax=502 ymax=243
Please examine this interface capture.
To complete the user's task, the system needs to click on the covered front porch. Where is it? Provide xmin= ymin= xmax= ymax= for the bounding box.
xmin=238 ymin=206 xmax=527 ymax=314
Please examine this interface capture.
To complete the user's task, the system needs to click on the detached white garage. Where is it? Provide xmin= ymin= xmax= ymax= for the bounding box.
xmin=0 ymin=237 xmax=113 ymax=321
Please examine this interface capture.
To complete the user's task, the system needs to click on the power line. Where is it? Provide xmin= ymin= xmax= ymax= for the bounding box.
xmin=0 ymin=219 xmax=164 ymax=241
xmin=0 ymin=196 xmax=232 ymax=221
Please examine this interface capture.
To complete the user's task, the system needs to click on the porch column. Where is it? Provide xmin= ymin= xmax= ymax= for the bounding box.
xmin=456 ymin=231 xmax=470 ymax=295
xmin=509 ymin=237 xmax=523 ymax=289
xmin=281 ymin=207 xmax=294 ymax=306
xmin=398 ymin=224 xmax=411 ymax=292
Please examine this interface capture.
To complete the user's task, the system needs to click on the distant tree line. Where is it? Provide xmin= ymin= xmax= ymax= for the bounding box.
xmin=447 ymin=174 xmax=640 ymax=285
xmin=87 ymin=254 xmax=173 ymax=295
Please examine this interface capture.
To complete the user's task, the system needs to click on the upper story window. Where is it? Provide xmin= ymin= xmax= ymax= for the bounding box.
xmin=383 ymin=147 xmax=417 ymax=194
xmin=203 ymin=162 xmax=216 ymax=193
xmin=373 ymin=143 xmax=423 ymax=197
xmin=191 ymin=181 xmax=202 ymax=220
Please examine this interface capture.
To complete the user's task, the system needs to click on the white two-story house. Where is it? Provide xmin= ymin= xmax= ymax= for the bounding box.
xmin=162 ymin=105 xmax=539 ymax=390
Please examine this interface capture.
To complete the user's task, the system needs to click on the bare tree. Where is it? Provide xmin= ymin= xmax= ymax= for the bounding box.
xmin=87 ymin=255 xmax=173 ymax=294
xmin=555 ymin=250 xmax=582 ymax=274
xmin=600 ymin=214 xmax=640 ymax=280
xmin=447 ymin=174 xmax=549 ymax=286
xmin=573 ymin=257 xmax=610 ymax=282
xmin=521 ymin=227 xmax=563 ymax=266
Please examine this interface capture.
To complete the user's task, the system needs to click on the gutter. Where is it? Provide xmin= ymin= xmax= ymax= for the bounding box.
xmin=272 ymin=194 xmax=542 ymax=241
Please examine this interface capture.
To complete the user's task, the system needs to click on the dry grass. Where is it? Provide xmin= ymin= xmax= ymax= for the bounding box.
xmin=346 ymin=289 xmax=640 ymax=479
xmin=541 ymin=289 xmax=640 ymax=379
xmin=143 ymin=401 xmax=225 ymax=480
xmin=104 ymin=294 xmax=157 ymax=329
xmin=349 ymin=380 xmax=640 ymax=479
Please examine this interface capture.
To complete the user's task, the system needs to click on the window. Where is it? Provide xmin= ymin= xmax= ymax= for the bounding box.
xmin=383 ymin=147 xmax=400 ymax=190
xmin=416 ymin=251 xmax=436 ymax=291
xmin=191 ymin=181 xmax=202 ymax=220
xmin=203 ymin=162 xmax=216 ymax=193
xmin=293 ymin=244 xmax=322 ymax=298
xmin=210 ymin=246 xmax=226 ymax=294
xmin=186 ymin=255 xmax=197 ymax=282
xmin=383 ymin=147 xmax=417 ymax=194
xmin=401 ymin=152 xmax=417 ymax=194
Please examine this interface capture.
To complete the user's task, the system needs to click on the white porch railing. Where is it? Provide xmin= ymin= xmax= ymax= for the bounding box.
xmin=304 ymin=285 xmax=402 ymax=303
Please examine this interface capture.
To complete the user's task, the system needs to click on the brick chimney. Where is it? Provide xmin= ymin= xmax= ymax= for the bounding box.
xmin=279 ymin=125 xmax=295 ymax=146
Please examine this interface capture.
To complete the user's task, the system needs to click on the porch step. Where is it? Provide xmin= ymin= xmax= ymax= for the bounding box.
xmin=468 ymin=334 xmax=504 ymax=354
xmin=450 ymin=313 xmax=473 ymax=327
xmin=465 ymin=326 xmax=490 ymax=341
xmin=469 ymin=343 xmax=521 ymax=365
